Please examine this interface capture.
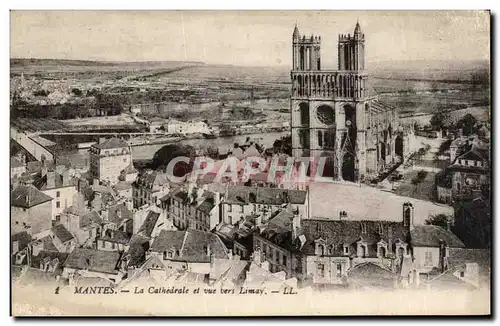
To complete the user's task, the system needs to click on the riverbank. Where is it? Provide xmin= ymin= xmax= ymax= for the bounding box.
xmin=58 ymin=130 xmax=290 ymax=169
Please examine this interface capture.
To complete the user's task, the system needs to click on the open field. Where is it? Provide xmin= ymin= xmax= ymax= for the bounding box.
xmin=10 ymin=58 xmax=490 ymax=127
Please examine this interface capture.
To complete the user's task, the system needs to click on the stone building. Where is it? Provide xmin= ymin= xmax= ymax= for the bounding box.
xmin=290 ymin=21 xmax=411 ymax=182
xmin=89 ymin=137 xmax=133 ymax=185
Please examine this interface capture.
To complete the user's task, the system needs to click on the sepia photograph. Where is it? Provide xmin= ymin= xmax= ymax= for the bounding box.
xmin=9 ymin=10 xmax=491 ymax=316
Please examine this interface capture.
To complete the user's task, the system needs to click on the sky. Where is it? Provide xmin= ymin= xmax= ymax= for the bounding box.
xmin=10 ymin=11 xmax=490 ymax=67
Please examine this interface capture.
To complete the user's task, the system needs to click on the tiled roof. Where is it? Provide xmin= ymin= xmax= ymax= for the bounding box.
xmin=80 ymin=211 xmax=103 ymax=229
xmin=197 ymin=193 xmax=216 ymax=214
xmin=210 ymin=258 xmax=249 ymax=283
xmin=347 ymin=262 xmax=396 ymax=289
xmin=63 ymin=248 xmax=122 ymax=274
xmin=99 ymin=229 xmax=131 ymax=245
xmin=114 ymin=181 xmax=133 ymax=191
xmin=31 ymin=250 xmax=69 ymax=270
xmin=299 ymin=219 xmax=408 ymax=257
xmin=32 ymin=171 xmax=73 ymax=190
xmin=134 ymin=171 xmax=168 ymax=190
xmin=410 ymin=225 xmax=465 ymax=248
xmin=92 ymin=137 xmax=129 ymax=150
xmin=225 ymin=186 xmax=307 ymax=205
xmin=137 ymin=211 xmax=161 ymax=238
xmin=11 ymin=231 xmax=32 ymax=253
xmin=51 ymin=224 xmax=74 ymax=243
xmin=150 ymin=229 xmax=229 ymax=263
xmin=448 ymin=248 xmax=490 ymax=276
xmin=11 ymin=184 xmax=53 ymax=208
xmin=457 ymin=149 xmax=488 ymax=162
xmin=107 ymin=203 xmax=133 ymax=224
xmin=167 ymin=187 xmax=218 ymax=215
xmin=127 ymin=234 xmax=150 ymax=267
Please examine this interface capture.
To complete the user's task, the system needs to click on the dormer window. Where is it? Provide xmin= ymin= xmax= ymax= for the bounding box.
xmin=328 ymin=245 xmax=335 ymax=255
xmin=343 ymin=244 xmax=349 ymax=255
xmin=377 ymin=240 xmax=388 ymax=258
xmin=315 ymin=239 xmax=326 ymax=256
xmin=356 ymin=240 xmax=368 ymax=258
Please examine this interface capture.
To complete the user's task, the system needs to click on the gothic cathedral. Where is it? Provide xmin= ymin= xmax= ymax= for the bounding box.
xmin=290 ymin=21 xmax=410 ymax=183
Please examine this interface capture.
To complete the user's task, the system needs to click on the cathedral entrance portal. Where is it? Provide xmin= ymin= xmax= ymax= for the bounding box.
xmin=341 ymin=153 xmax=356 ymax=182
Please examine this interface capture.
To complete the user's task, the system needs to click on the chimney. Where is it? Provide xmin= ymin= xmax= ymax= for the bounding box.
xmin=56 ymin=164 xmax=65 ymax=175
xmin=62 ymin=169 xmax=70 ymax=186
xmin=46 ymin=170 xmax=56 ymax=189
xmin=101 ymin=209 xmax=109 ymax=221
xmin=253 ymin=249 xmax=262 ymax=265
xmin=438 ymin=240 xmax=448 ymax=273
xmin=388 ymin=226 xmax=393 ymax=255
xmin=292 ymin=210 xmax=301 ymax=239
xmin=403 ymin=202 xmax=414 ymax=231
xmin=206 ymin=244 xmax=211 ymax=257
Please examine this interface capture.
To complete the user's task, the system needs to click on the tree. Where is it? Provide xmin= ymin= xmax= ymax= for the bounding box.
xmin=272 ymin=135 xmax=292 ymax=156
xmin=429 ymin=111 xmax=449 ymax=131
xmin=425 ymin=214 xmax=452 ymax=229
xmin=151 ymin=144 xmax=197 ymax=176
xmin=71 ymin=88 xmax=82 ymax=96
xmin=455 ymin=114 xmax=477 ymax=136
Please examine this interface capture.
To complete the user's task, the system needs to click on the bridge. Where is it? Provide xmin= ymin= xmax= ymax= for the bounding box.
xmin=11 ymin=127 xmax=55 ymax=162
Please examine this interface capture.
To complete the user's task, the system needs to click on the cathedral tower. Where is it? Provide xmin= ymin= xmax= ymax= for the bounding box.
xmin=290 ymin=21 xmax=398 ymax=183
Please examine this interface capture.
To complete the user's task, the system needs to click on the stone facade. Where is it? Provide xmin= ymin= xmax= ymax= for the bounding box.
xmin=290 ymin=22 xmax=410 ymax=182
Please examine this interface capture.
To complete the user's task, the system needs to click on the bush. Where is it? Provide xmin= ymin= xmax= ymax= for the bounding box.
xmin=411 ymin=170 xmax=428 ymax=185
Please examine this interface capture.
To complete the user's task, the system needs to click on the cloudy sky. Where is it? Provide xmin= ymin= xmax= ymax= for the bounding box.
xmin=10 ymin=11 xmax=490 ymax=67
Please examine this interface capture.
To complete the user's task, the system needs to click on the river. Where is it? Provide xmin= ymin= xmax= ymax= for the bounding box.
xmin=60 ymin=131 xmax=290 ymax=168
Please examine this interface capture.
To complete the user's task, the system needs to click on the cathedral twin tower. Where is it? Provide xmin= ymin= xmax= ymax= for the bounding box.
xmin=290 ymin=21 xmax=402 ymax=183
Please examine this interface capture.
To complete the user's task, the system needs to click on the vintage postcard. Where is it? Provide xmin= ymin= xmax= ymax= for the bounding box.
xmin=10 ymin=10 xmax=491 ymax=316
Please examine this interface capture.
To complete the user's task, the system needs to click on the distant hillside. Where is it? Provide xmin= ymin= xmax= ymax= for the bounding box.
xmin=10 ymin=58 xmax=205 ymax=68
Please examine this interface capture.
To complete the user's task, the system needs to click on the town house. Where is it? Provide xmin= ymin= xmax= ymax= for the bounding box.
xmin=160 ymin=185 xmax=222 ymax=232
xmin=132 ymin=170 xmax=169 ymax=208
xmin=11 ymin=184 xmax=53 ymax=236
xmin=33 ymin=166 xmax=77 ymax=220
xmin=89 ymin=137 xmax=133 ymax=185
xmin=148 ymin=229 xmax=230 ymax=274
xmin=222 ymin=186 xmax=309 ymax=226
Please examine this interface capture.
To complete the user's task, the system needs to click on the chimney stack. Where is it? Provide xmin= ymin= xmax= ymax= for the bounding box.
xmin=62 ymin=169 xmax=70 ymax=186
xmin=46 ymin=170 xmax=56 ymax=189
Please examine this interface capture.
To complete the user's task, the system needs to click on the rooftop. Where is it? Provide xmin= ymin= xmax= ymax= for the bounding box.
xmin=63 ymin=248 xmax=122 ymax=274
xmin=225 ymin=186 xmax=307 ymax=205
xmin=11 ymin=184 xmax=53 ymax=208
xmin=137 ymin=210 xmax=161 ymax=238
xmin=150 ymin=229 xmax=229 ymax=263
xmin=51 ymin=224 xmax=74 ymax=243
xmin=410 ymin=225 xmax=465 ymax=248
xmin=92 ymin=137 xmax=129 ymax=150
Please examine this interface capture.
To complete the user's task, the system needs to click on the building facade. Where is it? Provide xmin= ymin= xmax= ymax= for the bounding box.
xmin=11 ymin=185 xmax=53 ymax=236
xmin=290 ymin=22 xmax=407 ymax=182
xmin=89 ymin=137 xmax=133 ymax=185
